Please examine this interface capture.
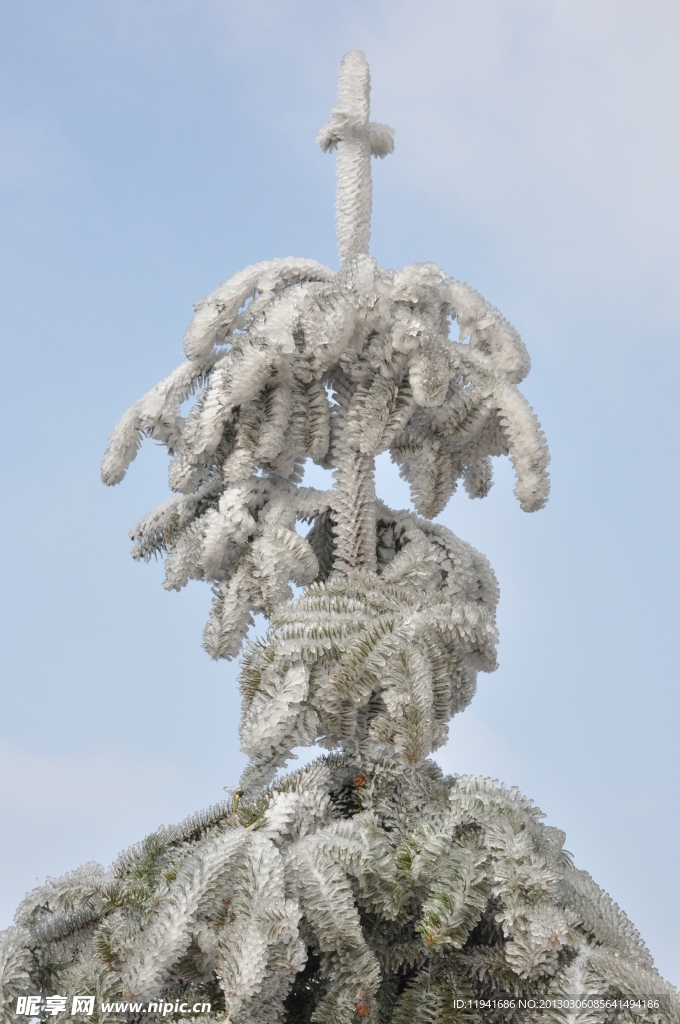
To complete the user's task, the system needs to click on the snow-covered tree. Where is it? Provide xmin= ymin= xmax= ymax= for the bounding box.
xmin=2 ymin=50 xmax=677 ymax=1024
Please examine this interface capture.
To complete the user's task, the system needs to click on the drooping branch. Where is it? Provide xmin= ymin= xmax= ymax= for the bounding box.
xmin=8 ymin=758 xmax=674 ymax=1024
xmin=102 ymin=256 xmax=549 ymax=659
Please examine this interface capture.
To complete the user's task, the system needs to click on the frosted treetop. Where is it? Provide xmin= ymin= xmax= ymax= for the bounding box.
xmin=317 ymin=49 xmax=395 ymax=261
xmin=100 ymin=50 xmax=550 ymax=781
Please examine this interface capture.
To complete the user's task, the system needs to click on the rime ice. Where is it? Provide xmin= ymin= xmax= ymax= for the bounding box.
xmin=2 ymin=52 xmax=676 ymax=1024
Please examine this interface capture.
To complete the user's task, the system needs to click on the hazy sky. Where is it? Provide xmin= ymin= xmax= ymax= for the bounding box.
xmin=1 ymin=0 xmax=678 ymax=986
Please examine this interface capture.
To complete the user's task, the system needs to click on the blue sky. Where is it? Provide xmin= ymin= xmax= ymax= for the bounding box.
xmin=1 ymin=0 xmax=678 ymax=986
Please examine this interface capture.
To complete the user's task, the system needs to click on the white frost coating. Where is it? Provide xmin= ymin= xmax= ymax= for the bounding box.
xmin=7 ymin=762 xmax=676 ymax=1023
xmin=495 ymin=382 xmax=551 ymax=512
xmin=317 ymin=50 xmax=394 ymax=262
xmin=101 ymin=354 xmax=216 ymax=486
xmin=102 ymin=247 xmax=549 ymax=656
xmin=0 ymin=927 xmax=30 ymax=1024
xmin=240 ymin=663 xmax=310 ymax=753
xmin=96 ymin=53 xmax=551 ymax=758
xmin=123 ymin=826 xmax=248 ymax=998
xmin=449 ymin=279 xmax=531 ymax=384
xmin=218 ymin=832 xmax=305 ymax=1021
xmin=183 ymin=258 xmax=335 ymax=360
xmin=9 ymin=51 xmax=670 ymax=1024
xmin=237 ymin=506 xmax=501 ymax=791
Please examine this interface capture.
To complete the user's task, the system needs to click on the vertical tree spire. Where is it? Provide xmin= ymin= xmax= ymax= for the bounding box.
xmin=317 ymin=50 xmax=395 ymax=263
